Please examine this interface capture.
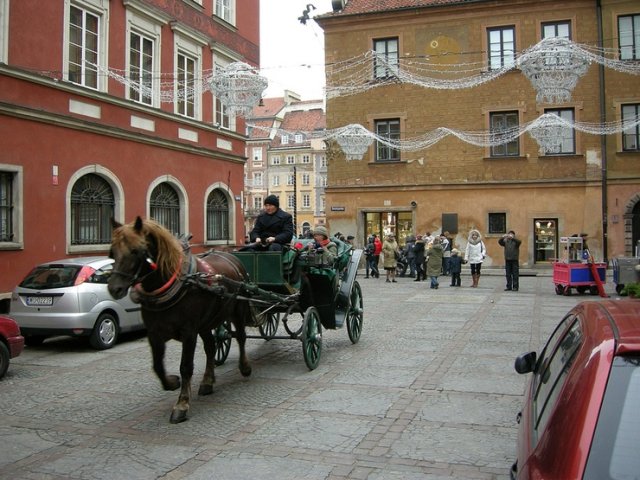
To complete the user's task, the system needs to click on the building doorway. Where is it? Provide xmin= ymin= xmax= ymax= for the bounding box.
xmin=534 ymin=218 xmax=558 ymax=263
xmin=364 ymin=211 xmax=413 ymax=246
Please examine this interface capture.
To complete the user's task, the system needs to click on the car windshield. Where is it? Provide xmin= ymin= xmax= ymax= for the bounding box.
xmin=19 ymin=265 xmax=81 ymax=289
xmin=584 ymin=355 xmax=640 ymax=479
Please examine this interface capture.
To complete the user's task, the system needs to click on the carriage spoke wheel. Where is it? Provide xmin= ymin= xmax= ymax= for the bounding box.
xmin=301 ymin=307 xmax=322 ymax=370
xmin=283 ymin=311 xmax=304 ymax=338
xmin=213 ymin=321 xmax=232 ymax=366
xmin=346 ymin=281 xmax=364 ymax=344
xmin=259 ymin=311 xmax=280 ymax=340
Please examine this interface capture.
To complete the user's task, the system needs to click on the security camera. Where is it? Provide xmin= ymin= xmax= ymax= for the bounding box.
xmin=410 ymin=201 xmax=417 ymax=208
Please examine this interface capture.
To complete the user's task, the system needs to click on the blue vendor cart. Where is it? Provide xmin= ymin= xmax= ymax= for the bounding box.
xmin=552 ymin=236 xmax=607 ymax=296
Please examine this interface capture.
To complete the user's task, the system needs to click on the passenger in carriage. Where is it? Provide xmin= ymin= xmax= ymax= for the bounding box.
xmin=307 ymin=225 xmax=338 ymax=265
xmin=248 ymin=195 xmax=294 ymax=251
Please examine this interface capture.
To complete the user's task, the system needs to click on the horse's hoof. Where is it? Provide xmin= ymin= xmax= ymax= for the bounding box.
xmin=240 ymin=366 xmax=252 ymax=377
xmin=164 ymin=375 xmax=181 ymax=391
xmin=198 ymin=384 xmax=214 ymax=396
xmin=170 ymin=409 xmax=188 ymax=424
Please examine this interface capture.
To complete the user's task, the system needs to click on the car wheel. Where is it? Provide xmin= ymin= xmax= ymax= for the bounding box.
xmin=90 ymin=313 xmax=119 ymax=350
xmin=0 ymin=342 xmax=9 ymax=379
xmin=24 ymin=335 xmax=46 ymax=347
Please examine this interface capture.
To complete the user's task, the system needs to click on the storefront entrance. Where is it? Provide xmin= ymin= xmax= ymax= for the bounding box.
xmin=364 ymin=211 xmax=413 ymax=246
xmin=534 ymin=218 xmax=558 ymax=263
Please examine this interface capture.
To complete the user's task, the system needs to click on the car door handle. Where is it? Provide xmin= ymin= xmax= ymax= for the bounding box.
xmin=516 ymin=411 xmax=522 ymax=424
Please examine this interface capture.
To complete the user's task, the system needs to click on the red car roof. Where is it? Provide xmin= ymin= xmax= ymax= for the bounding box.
xmin=593 ymin=300 xmax=640 ymax=354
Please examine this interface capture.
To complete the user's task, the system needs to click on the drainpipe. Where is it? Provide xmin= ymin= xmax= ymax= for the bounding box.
xmin=597 ymin=0 xmax=608 ymax=263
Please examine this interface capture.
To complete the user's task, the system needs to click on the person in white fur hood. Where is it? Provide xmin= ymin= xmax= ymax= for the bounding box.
xmin=464 ymin=229 xmax=486 ymax=288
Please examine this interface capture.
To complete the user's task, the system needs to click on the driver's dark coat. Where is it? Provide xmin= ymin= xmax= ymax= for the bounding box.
xmin=249 ymin=208 xmax=294 ymax=245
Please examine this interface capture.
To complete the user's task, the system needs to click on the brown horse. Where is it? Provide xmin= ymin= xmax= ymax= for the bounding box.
xmin=107 ymin=217 xmax=252 ymax=423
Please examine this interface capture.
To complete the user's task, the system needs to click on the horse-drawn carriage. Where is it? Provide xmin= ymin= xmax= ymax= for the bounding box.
xmin=214 ymin=238 xmax=364 ymax=370
xmin=107 ymin=217 xmax=363 ymax=423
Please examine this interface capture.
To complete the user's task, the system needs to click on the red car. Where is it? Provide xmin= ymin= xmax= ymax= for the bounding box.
xmin=511 ymin=299 xmax=640 ymax=480
xmin=0 ymin=314 xmax=25 ymax=379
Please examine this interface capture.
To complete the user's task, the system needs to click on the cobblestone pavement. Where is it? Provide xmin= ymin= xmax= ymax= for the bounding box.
xmin=0 ymin=270 xmax=607 ymax=479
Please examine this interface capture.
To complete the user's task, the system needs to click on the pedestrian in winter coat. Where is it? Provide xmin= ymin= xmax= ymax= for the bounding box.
xmin=498 ymin=230 xmax=522 ymax=291
xmin=449 ymin=248 xmax=463 ymax=287
xmin=364 ymin=235 xmax=379 ymax=278
xmin=413 ymin=235 xmax=426 ymax=281
xmin=382 ymin=234 xmax=400 ymax=283
xmin=464 ymin=229 xmax=486 ymax=287
xmin=426 ymin=236 xmax=444 ymax=289
xmin=441 ymin=231 xmax=452 ymax=275
xmin=404 ymin=235 xmax=417 ymax=278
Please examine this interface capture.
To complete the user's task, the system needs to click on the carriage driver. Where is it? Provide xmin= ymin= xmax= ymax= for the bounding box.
xmin=248 ymin=195 xmax=294 ymax=251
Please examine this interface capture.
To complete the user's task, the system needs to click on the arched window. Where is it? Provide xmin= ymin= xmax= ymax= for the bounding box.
xmin=206 ymin=189 xmax=229 ymax=241
xmin=71 ymin=174 xmax=114 ymax=245
xmin=150 ymin=183 xmax=180 ymax=234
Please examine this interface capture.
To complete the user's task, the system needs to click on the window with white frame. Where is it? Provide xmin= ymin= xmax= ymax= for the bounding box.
xmin=321 ymin=176 xmax=327 ymax=187
xmin=488 ymin=26 xmax=515 ymax=70
xmin=302 ymin=193 xmax=310 ymax=208
xmin=252 ymin=147 xmax=262 ymax=163
xmin=542 ymin=20 xmax=571 ymax=39
xmin=281 ymin=135 xmax=289 ymax=144
xmin=253 ymin=172 xmax=262 ymax=186
xmin=302 ymin=173 xmax=310 ymax=185
xmin=321 ymin=156 xmax=327 ymax=168
xmin=214 ymin=55 xmax=236 ymax=129
xmin=287 ymin=194 xmax=295 ymax=210
xmin=490 ymin=111 xmax=520 ymax=157
xmin=253 ymin=196 xmax=262 ymax=210
xmin=0 ymin=166 xmax=22 ymax=247
xmin=272 ymin=156 xmax=281 ymax=165
xmin=150 ymin=182 xmax=180 ymax=235
xmin=0 ymin=0 xmax=9 ymax=64
xmin=176 ymin=51 xmax=196 ymax=118
xmin=375 ymin=119 xmax=401 ymax=162
xmin=295 ymin=133 xmax=303 ymax=143
xmin=320 ymin=196 xmax=325 ymax=211
xmin=286 ymin=155 xmax=295 ymax=164
xmin=543 ymin=108 xmax=575 ymax=155
xmin=302 ymin=154 xmax=310 ymax=164
xmin=206 ymin=189 xmax=229 ymax=241
xmin=173 ymin=33 xmax=202 ymax=119
xmin=287 ymin=173 xmax=295 ymax=186
xmin=374 ymin=37 xmax=399 ymax=79
xmin=622 ymin=104 xmax=640 ymax=151
xmin=215 ymin=0 xmax=235 ymax=25
xmin=272 ymin=175 xmax=280 ymax=187
xmin=67 ymin=4 xmax=103 ymax=89
xmin=619 ymin=14 xmax=640 ymax=60
xmin=129 ymin=31 xmax=154 ymax=105
xmin=71 ymin=173 xmax=115 ymax=245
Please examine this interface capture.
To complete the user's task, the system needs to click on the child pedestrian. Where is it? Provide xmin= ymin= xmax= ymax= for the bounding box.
xmin=449 ymin=248 xmax=463 ymax=287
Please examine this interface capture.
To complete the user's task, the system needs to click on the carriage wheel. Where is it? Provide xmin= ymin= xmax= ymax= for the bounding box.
xmin=555 ymin=284 xmax=564 ymax=295
xmin=576 ymin=286 xmax=587 ymax=294
xmin=563 ymin=285 xmax=572 ymax=296
xmin=259 ymin=312 xmax=280 ymax=340
xmin=589 ymin=286 xmax=599 ymax=295
xmin=346 ymin=281 xmax=364 ymax=344
xmin=301 ymin=307 xmax=322 ymax=370
xmin=213 ymin=321 xmax=232 ymax=366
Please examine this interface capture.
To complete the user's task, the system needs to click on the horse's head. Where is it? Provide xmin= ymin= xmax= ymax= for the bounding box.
xmin=108 ymin=216 xmax=182 ymax=300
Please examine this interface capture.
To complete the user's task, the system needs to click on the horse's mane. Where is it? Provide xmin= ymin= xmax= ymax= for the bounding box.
xmin=114 ymin=218 xmax=183 ymax=277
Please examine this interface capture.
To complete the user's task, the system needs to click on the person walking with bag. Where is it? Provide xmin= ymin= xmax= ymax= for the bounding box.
xmin=413 ymin=235 xmax=426 ymax=281
xmin=382 ymin=233 xmax=400 ymax=283
xmin=464 ymin=229 xmax=486 ymax=287
xmin=498 ymin=230 xmax=522 ymax=291
xmin=426 ymin=236 xmax=444 ymax=289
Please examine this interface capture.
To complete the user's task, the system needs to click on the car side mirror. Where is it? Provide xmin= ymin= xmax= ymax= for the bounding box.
xmin=514 ymin=351 xmax=537 ymax=374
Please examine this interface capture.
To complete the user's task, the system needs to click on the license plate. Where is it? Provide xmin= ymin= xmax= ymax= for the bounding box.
xmin=26 ymin=296 xmax=53 ymax=306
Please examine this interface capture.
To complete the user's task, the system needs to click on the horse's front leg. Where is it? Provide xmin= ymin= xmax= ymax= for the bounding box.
xmin=197 ymin=329 xmax=216 ymax=396
xmin=148 ymin=334 xmax=180 ymax=391
xmin=170 ymin=334 xmax=197 ymax=424
xmin=234 ymin=313 xmax=252 ymax=378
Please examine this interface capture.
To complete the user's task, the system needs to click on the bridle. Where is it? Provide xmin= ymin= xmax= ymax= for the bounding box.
xmin=110 ymin=246 xmax=158 ymax=288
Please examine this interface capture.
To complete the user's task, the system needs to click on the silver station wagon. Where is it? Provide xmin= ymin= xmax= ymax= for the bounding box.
xmin=10 ymin=257 xmax=144 ymax=349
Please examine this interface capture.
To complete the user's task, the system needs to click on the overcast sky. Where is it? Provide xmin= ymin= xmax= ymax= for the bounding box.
xmin=260 ymin=0 xmax=333 ymax=100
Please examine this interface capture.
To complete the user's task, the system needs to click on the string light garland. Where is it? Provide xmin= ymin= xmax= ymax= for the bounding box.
xmin=249 ymin=113 xmax=640 ymax=160
xmin=325 ymin=37 xmax=640 ymax=102
xmin=208 ymin=62 xmax=268 ymax=117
